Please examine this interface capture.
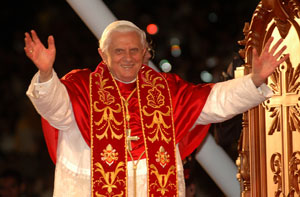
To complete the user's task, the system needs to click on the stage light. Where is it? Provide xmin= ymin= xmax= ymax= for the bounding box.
xmin=200 ymin=70 xmax=213 ymax=82
xmin=159 ymin=59 xmax=172 ymax=73
xmin=171 ymin=45 xmax=181 ymax=57
xmin=170 ymin=37 xmax=180 ymax=45
xmin=206 ymin=56 xmax=217 ymax=68
xmin=146 ymin=24 xmax=158 ymax=35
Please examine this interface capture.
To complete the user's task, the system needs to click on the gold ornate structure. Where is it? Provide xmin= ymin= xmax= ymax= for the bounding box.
xmin=235 ymin=0 xmax=300 ymax=196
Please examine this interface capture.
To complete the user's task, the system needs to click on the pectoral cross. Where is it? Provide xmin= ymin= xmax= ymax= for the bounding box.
xmin=126 ymin=128 xmax=139 ymax=151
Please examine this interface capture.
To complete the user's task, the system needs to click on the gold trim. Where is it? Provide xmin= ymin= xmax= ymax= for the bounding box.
xmin=91 ymin=67 xmax=128 ymax=196
xmin=162 ymin=72 xmax=179 ymax=196
xmin=138 ymin=68 xmax=179 ymax=196
xmin=136 ymin=72 xmax=151 ymax=196
xmin=90 ymin=72 xmax=95 ymax=196
xmin=110 ymin=72 xmax=129 ymax=197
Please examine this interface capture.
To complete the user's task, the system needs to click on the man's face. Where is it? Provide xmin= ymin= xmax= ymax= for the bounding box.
xmin=99 ymin=31 xmax=146 ymax=82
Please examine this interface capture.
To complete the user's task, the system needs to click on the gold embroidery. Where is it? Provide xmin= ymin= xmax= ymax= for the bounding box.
xmin=155 ymin=146 xmax=170 ymax=168
xmin=101 ymin=144 xmax=118 ymax=166
xmin=93 ymin=72 xmax=123 ymax=140
xmin=95 ymin=191 xmax=124 ymax=197
xmin=94 ymin=162 xmax=125 ymax=194
xmin=142 ymin=71 xmax=165 ymax=108
xmin=94 ymin=103 xmax=123 ymax=140
xmin=141 ymin=70 xmax=171 ymax=143
xmin=143 ymin=107 xmax=171 ymax=143
xmin=147 ymin=87 xmax=165 ymax=108
xmin=141 ymin=70 xmax=165 ymax=90
xmin=95 ymin=72 xmax=115 ymax=105
xmin=91 ymin=64 xmax=178 ymax=196
xmin=149 ymin=164 xmax=176 ymax=195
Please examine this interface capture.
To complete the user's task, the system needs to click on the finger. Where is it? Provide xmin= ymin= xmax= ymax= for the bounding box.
xmin=24 ymin=33 xmax=34 ymax=56
xmin=47 ymin=35 xmax=56 ymax=51
xmin=24 ymin=45 xmax=34 ymax=57
xmin=277 ymin=53 xmax=290 ymax=65
xmin=25 ymin=32 xmax=32 ymax=42
xmin=274 ymin=45 xmax=287 ymax=60
xmin=24 ymin=46 xmax=31 ymax=56
xmin=269 ymin=38 xmax=284 ymax=55
xmin=31 ymin=30 xmax=42 ymax=45
xmin=24 ymin=32 xmax=33 ymax=48
xmin=252 ymin=47 xmax=259 ymax=62
xmin=25 ymin=32 xmax=36 ymax=54
xmin=262 ymin=36 xmax=274 ymax=54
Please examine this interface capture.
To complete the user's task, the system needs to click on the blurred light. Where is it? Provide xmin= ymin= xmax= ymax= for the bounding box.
xmin=206 ymin=56 xmax=217 ymax=68
xmin=159 ymin=59 xmax=168 ymax=65
xmin=146 ymin=24 xmax=158 ymax=35
xmin=170 ymin=37 xmax=180 ymax=45
xmin=171 ymin=45 xmax=181 ymax=57
xmin=161 ymin=62 xmax=172 ymax=72
xmin=159 ymin=59 xmax=172 ymax=73
xmin=208 ymin=12 xmax=218 ymax=23
xmin=200 ymin=70 xmax=213 ymax=82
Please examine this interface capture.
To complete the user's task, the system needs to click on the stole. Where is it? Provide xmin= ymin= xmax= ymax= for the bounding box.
xmin=90 ymin=62 xmax=178 ymax=196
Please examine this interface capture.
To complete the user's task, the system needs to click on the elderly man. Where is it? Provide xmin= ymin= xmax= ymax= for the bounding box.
xmin=25 ymin=20 xmax=288 ymax=196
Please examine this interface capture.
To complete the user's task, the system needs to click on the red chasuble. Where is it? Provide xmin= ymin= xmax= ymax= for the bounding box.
xmin=41 ymin=62 xmax=212 ymax=196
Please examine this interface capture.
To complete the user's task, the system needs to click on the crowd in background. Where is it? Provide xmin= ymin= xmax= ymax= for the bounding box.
xmin=0 ymin=0 xmax=258 ymax=196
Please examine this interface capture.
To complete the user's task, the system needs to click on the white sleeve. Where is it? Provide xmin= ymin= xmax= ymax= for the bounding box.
xmin=26 ymin=70 xmax=73 ymax=130
xmin=196 ymin=74 xmax=273 ymax=125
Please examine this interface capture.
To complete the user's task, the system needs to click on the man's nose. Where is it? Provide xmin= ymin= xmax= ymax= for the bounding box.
xmin=124 ymin=51 xmax=133 ymax=61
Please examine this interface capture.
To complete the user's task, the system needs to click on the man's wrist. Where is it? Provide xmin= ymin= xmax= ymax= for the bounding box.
xmin=251 ymin=73 xmax=265 ymax=88
xmin=39 ymin=69 xmax=53 ymax=82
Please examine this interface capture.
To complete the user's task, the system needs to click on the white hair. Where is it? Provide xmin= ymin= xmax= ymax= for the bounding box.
xmin=99 ymin=20 xmax=146 ymax=52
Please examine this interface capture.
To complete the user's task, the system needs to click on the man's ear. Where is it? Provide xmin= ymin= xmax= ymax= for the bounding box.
xmin=98 ymin=48 xmax=107 ymax=63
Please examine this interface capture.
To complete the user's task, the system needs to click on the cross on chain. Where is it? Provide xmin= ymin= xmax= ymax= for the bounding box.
xmin=126 ymin=129 xmax=139 ymax=151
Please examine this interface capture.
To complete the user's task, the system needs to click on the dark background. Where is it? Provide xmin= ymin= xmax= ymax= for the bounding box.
xmin=0 ymin=0 xmax=259 ymax=196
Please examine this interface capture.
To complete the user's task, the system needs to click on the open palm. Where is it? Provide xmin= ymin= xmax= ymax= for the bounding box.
xmin=24 ymin=30 xmax=56 ymax=76
xmin=251 ymin=37 xmax=289 ymax=87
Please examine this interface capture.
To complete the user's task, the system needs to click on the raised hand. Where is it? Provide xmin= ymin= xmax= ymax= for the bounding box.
xmin=251 ymin=37 xmax=289 ymax=87
xmin=24 ymin=30 xmax=56 ymax=82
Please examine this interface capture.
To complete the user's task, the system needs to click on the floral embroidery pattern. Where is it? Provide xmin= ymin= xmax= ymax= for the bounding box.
xmin=93 ymin=69 xmax=123 ymax=140
xmin=142 ymin=70 xmax=171 ymax=143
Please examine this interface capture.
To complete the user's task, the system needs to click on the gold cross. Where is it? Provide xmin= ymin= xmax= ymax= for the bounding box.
xmin=264 ymin=61 xmax=300 ymax=135
xmin=126 ymin=128 xmax=139 ymax=151
xmin=263 ymin=53 xmax=300 ymax=195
